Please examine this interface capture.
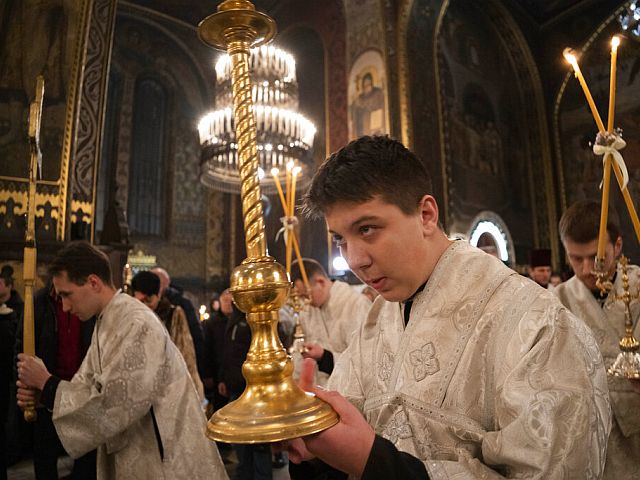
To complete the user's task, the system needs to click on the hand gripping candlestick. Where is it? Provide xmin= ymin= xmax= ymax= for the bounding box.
xmin=198 ymin=0 xmax=338 ymax=443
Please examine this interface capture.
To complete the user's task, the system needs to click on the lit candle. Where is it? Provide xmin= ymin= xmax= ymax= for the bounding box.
xmin=271 ymin=168 xmax=287 ymax=212
xmin=563 ymin=48 xmax=605 ymax=132
xmin=290 ymin=165 xmax=301 ymax=217
xmin=292 ymin=232 xmax=310 ymax=290
xmin=285 ymin=160 xmax=293 ymax=214
xmin=608 ymin=36 xmax=619 ymax=133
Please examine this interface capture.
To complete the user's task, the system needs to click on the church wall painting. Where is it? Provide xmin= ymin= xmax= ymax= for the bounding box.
xmin=436 ymin=0 xmax=550 ymax=265
xmin=348 ymin=49 xmax=389 ymax=140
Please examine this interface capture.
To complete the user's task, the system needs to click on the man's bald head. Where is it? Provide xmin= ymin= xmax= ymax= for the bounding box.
xmin=151 ymin=267 xmax=170 ymax=295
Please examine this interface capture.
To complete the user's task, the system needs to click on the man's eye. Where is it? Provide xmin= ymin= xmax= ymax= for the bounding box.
xmin=359 ymin=225 xmax=375 ymax=236
xmin=332 ymin=235 xmax=345 ymax=246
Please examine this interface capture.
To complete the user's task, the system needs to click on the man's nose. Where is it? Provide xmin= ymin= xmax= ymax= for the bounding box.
xmin=581 ymin=258 xmax=594 ymax=275
xmin=61 ymin=298 xmax=71 ymax=312
xmin=343 ymin=243 xmax=371 ymax=271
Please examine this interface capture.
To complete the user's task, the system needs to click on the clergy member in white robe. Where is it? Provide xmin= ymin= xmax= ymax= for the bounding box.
xmin=555 ymin=199 xmax=640 ymax=480
xmin=290 ymin=259 xmax=371 ymax=384
xmin=329 ymin=241 xmax=611 ymax=479
xmin=285 ymin=136 xmax=611 ymax=479
xmin=17 ymin=242 xmax=227 ymax=480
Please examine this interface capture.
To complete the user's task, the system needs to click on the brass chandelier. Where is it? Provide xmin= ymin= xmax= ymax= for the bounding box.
xmin=198 ymin=43 xmax=316 ymax=194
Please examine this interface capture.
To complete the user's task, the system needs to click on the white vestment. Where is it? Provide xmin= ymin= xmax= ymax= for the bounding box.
xmin=329 ymin=241 xmax=611 ymax=479
xmin=52 ymin=292 xmax=227 ymax=479
xmin=298 ymin=280 xmax=371 ymax=384
xmin=555 ymin=266 xmax=640 ymax=480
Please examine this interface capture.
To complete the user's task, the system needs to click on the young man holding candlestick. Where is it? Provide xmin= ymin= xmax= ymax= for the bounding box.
xmin=555 ymin=200 xmax=640 ymax=480
xmin=285 ymin=135 xmax=611 ymax=479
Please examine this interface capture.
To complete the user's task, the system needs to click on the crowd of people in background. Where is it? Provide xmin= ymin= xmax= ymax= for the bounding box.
xmin=1 ymin=137 xmax=639 ymax=480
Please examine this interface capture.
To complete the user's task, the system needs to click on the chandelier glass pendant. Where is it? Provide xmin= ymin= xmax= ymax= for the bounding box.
xmin=198 ymin=45 xmax=317 ymax=194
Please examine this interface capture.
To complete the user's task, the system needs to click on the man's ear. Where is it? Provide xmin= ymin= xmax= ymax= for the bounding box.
xmin=418 ymin=195 xmax=439 ymax=236
xmin=87 ymin=274 xmax=101 ymax=291
xmin=614 ymin=236 xmax=623 ymax=257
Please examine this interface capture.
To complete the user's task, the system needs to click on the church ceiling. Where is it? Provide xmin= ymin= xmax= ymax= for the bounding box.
xmin=510 ymin=0 xmax=620 ymax=26
xmin=124 ymin=0 xmax=289 ymax=28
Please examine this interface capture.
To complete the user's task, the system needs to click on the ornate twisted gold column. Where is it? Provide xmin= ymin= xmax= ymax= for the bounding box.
xmin=198 ymin=0 xmax=338 ymax=443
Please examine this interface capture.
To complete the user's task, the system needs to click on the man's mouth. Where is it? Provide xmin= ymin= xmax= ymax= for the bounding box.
xmin=367 ymin=277 xmax=386 ymax=290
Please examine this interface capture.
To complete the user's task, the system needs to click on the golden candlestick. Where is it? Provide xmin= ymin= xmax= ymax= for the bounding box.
xmin=607 ymin=256 xmax=640 ymax=378
xmin=22 ymin=75 xmax=45 ymax=423
xmin=288 ymin=291 xmax=310 ymax=355
xmin=198 ymin=0 xmax=337 ymax=443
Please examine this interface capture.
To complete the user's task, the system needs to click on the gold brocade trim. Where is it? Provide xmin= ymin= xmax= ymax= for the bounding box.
xmin=0 ymin=190 xmax=60 ymax=218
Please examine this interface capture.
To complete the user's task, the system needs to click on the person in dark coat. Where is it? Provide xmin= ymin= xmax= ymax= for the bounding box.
xmin=0 ymin=265 xmax=24 ymax=322
xmin=0 ymin=302 xmax=17 ymax=480
xmin=14 ymin=283 xmax=96 ymax=479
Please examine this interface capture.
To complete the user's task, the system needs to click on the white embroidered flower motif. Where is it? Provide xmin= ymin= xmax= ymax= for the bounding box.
xmin=383 ymin=409 xmax=413 ymax=444
xmin=378 ymin=351 xmax=394 ymax=382
xmin=409 ymin=342 xmax=440 ymax=381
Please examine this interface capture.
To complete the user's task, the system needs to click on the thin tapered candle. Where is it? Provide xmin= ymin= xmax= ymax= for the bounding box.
xmin=608 ymin=36 xmax=619 ymax=133
xmin=291 ymin=232 xmax=310 ymax=290
xmin=564 ymin=48 xmax=609 ymax=260
xmin=290 ymin=165 xmax=301 ymax=217
xmin=285 ymin=160 xmax=293 ymax=214
xmin=564 ymin=49 xmax=605 ymax=132
xmin=271 ymin=168 xmax=287 ymax=212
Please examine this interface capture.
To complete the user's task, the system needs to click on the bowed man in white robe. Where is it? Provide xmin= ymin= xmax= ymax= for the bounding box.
xmin=555 ymin=263 xmax=640 ymax=480
xmin=52 ymin=292 xmax=228 ymax=479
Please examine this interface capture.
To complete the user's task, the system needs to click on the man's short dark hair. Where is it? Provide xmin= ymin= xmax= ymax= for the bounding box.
xmin=290 ymin=258 xmax=328 ymax=284
xmin=303 ymin=135 xmax=433 ymax=219
xmin=49 ymin=241 xmax=113 ymax=286
xmin=131 ymin=271 xmax=161 ymax=297
xmin=559 ymin=200 xmax=621 ymax=245
xmin=0 ymin=265 xmax=14 ymax=287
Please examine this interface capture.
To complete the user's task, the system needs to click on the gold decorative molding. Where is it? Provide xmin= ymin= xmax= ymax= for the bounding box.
xmin=397 ymin=0 xmax=414 ymax=148
xmin=58 ymin=0 xmax=94 ymax=241
xmin=70 ymin=200 xmax=93 ymax=223
xmin=0 ymin=190 xmax=60 ymax=219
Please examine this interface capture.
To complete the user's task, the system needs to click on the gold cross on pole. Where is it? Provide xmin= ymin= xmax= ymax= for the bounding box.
xmin=21 ymin=75 xmax=45 ymax=422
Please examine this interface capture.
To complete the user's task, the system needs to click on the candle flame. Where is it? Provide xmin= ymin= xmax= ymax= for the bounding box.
xmin=611 ymin=36 xmax=620 ymax=50
xmin=563 ymin=48 xmax=578 ymax=67
xmin=292 ymin=166 xmax=302 ymax=176
xmin=271 ymin=167 xmax=279 ymax=176
xmin=286 ymin=160 xmax=294 ymax=171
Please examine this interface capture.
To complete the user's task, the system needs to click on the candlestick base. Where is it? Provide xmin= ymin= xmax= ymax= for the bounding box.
xmin=608 ymin=351 xmax=640 ymax=379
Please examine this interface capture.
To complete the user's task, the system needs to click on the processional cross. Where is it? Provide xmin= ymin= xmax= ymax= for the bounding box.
xmin=21 ymin=75 xmax=45 ymax=421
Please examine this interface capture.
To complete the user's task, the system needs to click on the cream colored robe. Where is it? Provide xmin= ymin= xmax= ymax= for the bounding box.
xmin=329 ymin=241 xmax=611 ymax=479
xmin=52 ymin=293 xmax=227 ymax=479
xmin=166 ymin=304 xmax=205 ymax=401
xmin=300 ymin=280 xmax=371 ymax=384
xmin=555 ymin=266 xmax=640 ymax=480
